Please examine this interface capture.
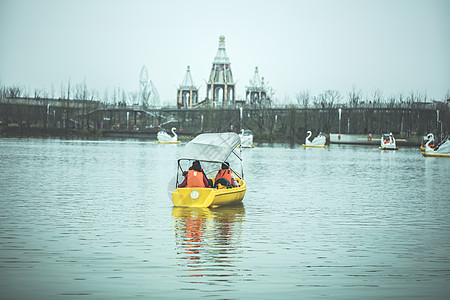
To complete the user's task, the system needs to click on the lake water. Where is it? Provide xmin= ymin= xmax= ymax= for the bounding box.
xmin=0 ymin=138 xmax=449 ymax=299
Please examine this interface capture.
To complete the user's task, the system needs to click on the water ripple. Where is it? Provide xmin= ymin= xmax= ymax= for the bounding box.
xmin=1 ymin=139 xmax=449 ymax=299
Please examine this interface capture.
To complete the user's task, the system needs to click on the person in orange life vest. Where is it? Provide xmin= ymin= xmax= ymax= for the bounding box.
xmin=178 ymin=160 xmax=210 ymax=188
xmin=215 ymin=162 xmax=238 ymax=188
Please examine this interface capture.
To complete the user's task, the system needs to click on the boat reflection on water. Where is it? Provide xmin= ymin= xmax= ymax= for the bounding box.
xmin=172 ymin=204 xmax=245 ymax=285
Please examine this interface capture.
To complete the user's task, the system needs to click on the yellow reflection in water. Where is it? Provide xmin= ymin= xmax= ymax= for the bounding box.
xmin=172 ymin=204 xmax=245 ymax=283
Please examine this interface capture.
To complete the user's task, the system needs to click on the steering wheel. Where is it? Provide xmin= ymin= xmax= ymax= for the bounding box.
xmin=214 ymin=178 xmax=231 ymax=189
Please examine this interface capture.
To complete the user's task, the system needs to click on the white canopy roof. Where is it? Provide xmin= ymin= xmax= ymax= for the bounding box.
xmin=178 ymin=132 xmax=241 ymax=163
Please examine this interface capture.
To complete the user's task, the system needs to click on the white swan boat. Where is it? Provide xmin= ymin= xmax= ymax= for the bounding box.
xmin=302 ymin=131 xmax=327 ymax=148
xmin=379 ymin=133 xmax=398 ymax=150
xmin=156 ymin=127 xmax=180 ymax=144
xmin=420 ymin=133 xmax=435 ymax=151
xmin=422 ymin=135 xmax=450 ymax=157
xmin=239 ymin=129 xmax=254 ymax=148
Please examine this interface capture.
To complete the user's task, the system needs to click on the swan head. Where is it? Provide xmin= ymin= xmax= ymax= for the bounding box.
xmin=171 ymin=127 xmax=176 ymax=132
xmin=307 ymin=130 xmax=312 ymax=135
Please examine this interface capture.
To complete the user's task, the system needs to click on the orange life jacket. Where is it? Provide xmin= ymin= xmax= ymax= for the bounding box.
xmin=187 ymin=169 xmax=205 ymax=188
xmin=215 ymin=169 xmax=232 ymax=183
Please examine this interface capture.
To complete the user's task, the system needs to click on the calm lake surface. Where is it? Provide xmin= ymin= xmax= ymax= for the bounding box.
xmin=0 ymin=138 xmax=449 ymax=299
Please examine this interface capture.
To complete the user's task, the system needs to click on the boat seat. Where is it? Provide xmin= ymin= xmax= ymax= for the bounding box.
xmin=214 ymin=178 xmax=231 ymax=189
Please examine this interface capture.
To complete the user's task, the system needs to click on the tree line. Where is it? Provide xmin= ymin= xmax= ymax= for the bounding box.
xmin=1 ymin=81 xmax=449 ymax=142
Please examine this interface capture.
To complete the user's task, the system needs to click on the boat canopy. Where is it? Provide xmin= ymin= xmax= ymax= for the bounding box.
xmin=178 ymin=132 xmax=241 ymax=163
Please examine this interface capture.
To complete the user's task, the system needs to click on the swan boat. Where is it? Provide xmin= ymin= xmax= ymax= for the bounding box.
xmin=239 ymin=129 xmax=254 ymax=148
xmin=420 ymin=133 xmax=435 ymax=151
xmin=172 ymin=132 xmax=247 ymax=208
xmin=422 ymin=135 xmax=450 ymax=157
xmin=379 ymin=133 xmax=398 ymax=150
xmin=302 ymin=131 xmax=328 ymax=148
xmin=156 ymin=127 xmax=180 ymax=144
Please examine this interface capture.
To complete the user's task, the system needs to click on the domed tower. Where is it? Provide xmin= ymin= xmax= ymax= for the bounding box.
xmin=206 ymin=36 xmax=235 ymax=106
xmin=177 ymin=65 xmax=199 ymax=108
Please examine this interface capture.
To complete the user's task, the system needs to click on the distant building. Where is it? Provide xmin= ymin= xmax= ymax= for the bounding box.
xmin=245 ymin=66 xmax=271 ymax=107
xmin=177 ymin=66 xmax=199 ymax=108
xmin=206 ymin=36 xmax=235 ymax=106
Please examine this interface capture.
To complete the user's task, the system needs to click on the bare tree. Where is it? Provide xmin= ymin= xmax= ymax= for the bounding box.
xmin=34 ymin=88 xmax=42 ymax=99
xmin=121 ymin=90 xmax=127 ymax=105
xmin=90 ymin=89 xmax=97 ymax=101
xmin=50 ymin=83 xmax=55 ymax=99
xmin=103 ymin=88 xmax=109 ymax=104
xmin=59 ymin=83 xmax=65 ymax=99
xmin=314 ymin=90 xmax=341 ymax=132
xmin=67 ymin=79 xmax=71 ymax=100
xmin=7 ymin=86 xmax=22 ymax=98
xmin=296 ymin=90 xmax=310 ymax=108
xmin=316 ymin=90 xmax=341 ymax=109
xmin=283 ymin=94 xmax=291 ymax=107
xmin=387 ymin=95 xmax=397 ymax=108
xmin=371 ymin=89 xmax=383 ymax=107
xmin=348 ymin=85 xmax=361 ymax=108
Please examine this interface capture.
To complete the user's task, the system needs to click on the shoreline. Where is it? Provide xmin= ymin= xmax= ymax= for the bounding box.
xmin=0 ymin=126 xmax=426 ymax=147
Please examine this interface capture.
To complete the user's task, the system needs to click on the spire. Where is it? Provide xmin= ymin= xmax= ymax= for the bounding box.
xmin=180 ymin=65 xmax=196 ymax=89
xmin=249 ymin=66 xmax=262 ymax=88
xmin=213 ymin=35 xmax=230 ymax=64
xmin=208 ymin=35 xmax=234 ymax=85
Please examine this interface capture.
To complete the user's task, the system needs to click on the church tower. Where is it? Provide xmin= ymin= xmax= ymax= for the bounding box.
xmin=206 ymin=36 xmax=235 ymax=106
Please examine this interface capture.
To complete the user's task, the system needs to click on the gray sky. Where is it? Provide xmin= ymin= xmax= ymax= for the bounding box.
xmin=1 ymin=0 xmax=449 ymax=105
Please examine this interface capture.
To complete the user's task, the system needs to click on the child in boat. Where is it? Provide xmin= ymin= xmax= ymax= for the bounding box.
xmin=178 ymin=160 xmax=210 ymax=188
xmin=215 ymin=162 xmax=239 ymax=188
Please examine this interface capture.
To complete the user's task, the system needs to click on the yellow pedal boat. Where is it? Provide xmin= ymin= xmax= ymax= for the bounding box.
xmin=171 ymin=132 xmax=247 ymax=208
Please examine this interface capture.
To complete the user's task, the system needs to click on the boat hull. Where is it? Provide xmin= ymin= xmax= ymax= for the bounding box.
xmin=155 ymin=141 xmax=180 ymax=144
xmin=240 ymin=138 xmax=254 ymax=148
xmin=422 ymin=152 xmax=450 ymax=157
xmin=172 ymin=180 xmax=247 ymax=208
xmin=379 ymin=146 xmax=398 ymax=150
xmin=302 ymin=144 xmax=328 ymax=148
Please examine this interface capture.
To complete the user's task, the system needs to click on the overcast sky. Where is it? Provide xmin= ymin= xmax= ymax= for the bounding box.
xmin=1 ymin=0 xmax=449 ymax=105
